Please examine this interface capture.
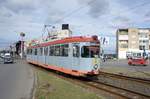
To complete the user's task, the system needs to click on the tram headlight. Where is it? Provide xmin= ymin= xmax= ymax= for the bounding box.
xmin=93 ymin=64 xmax=98 ymax=70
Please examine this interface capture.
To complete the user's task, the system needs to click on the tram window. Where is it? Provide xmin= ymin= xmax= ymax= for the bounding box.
xmin=49 ymin=46 xmax=54 ymax=56
xmin=27 ymin=49 xmax=30 ymax=54
xmin=44 ymin=47 xmax=48 ymax=56
xmin=81 ymin=46 xmax=89 ymax=57
xmin=61 ymin=44 xmax=68 ymax=57
xmin=49 ymin=46 xmax=51 ymax=56
xmin=81 ymin=46 xmax=99 ymax=58
xmin=30 ymin=49 xmax=32 ymax=55
xmin=37 ymin=48 xmax=40 ymax=55
xmin=59 ymin=45 xmax=62 ymax=56
xmin=33 ymin=49 xmax=35 ymax=55
xmin=35 ymin=49 xmax=37 ymax=55
xmin=40 ymin=48 xmax=43 ymax=56
xmin=55 ymin=45 xmax=60 ymax=56
xmin=73 ymin=44 xmax=80 ymax=57
xmin=29 ymin=49 xmax=31 ymax=55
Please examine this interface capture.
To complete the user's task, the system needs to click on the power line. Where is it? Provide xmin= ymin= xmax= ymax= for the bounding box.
xmin=40 ymin=0 xmax=96 ymax=40
xmin=55 ymin=0 xmax=150 ymax=24
xmin=52 ymin=0 xmax=150 ymax=37
xmin=86 ymin=1 xmax=150 ymax=28
xmin=55 ymin=0 xmax=96 ymax=23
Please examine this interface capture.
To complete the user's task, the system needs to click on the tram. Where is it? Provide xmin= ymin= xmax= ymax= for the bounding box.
xmin=26 ymin=36 xmax=101 ymax=76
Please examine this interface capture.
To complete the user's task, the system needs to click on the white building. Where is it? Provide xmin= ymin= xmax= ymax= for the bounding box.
xmin=116 ymin=28 xmax=150 ymax=59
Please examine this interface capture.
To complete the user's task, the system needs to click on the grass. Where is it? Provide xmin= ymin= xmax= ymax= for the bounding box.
xmin=34 ymin=70 xmax=103 ymax=99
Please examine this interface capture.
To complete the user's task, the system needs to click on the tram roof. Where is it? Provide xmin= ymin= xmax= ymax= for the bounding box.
xmin=28 ymin=36 xmax=99 ymax=48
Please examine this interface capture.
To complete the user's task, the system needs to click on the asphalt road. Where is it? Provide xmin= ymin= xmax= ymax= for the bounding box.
xmin=0 ymin=58 xmax=34 ymax=99
xmin=101 ymin=59 xmax=150 ymax=72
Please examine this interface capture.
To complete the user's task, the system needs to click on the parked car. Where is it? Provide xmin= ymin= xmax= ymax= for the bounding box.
xmin=3 ymin=53 xmax=14 ymax=64
xmin=0 ymin=53 xmax=5 ymax=58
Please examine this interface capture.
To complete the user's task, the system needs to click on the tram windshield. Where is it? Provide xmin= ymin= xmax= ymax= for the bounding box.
xmin=81 ymin=46 xmax=100 ymax=58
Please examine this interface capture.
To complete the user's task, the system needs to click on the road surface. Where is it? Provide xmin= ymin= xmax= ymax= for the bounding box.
xmin=101 ymin=59 xmax=150 ymax=72
xmin=101 ymin=59 xmax=150 ymax=79
xmin=0 ymin=58 xmax=34 ymax=99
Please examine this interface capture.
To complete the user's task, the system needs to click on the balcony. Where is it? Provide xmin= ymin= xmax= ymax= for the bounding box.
xmin=119 ymin=35 xmax=128 ymax=40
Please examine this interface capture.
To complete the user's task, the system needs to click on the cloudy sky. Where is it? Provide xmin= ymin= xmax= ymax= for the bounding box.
xmin=0 ymin=0 xmax=150 ymax=53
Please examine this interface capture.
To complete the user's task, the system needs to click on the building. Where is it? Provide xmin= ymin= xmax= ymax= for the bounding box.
xmin=46 ymin=24 xmax=72 ymax=40
xmin=116 ymin=28 xmax=150 ymax=59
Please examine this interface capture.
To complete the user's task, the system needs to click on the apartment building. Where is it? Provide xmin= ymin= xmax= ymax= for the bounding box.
xmin=116 ymin=28 xmax=150 ymax=59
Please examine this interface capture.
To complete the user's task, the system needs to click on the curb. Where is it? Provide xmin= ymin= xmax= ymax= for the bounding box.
xmin=31 ymin=71 xmax=38 ymax=99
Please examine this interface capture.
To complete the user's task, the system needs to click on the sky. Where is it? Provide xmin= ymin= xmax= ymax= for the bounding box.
xmin=0 ymin=0 xmax=150 ymax=53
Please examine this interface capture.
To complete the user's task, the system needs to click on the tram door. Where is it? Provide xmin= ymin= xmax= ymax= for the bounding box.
xmin=72 ymin=44 xmax=80 ymax=69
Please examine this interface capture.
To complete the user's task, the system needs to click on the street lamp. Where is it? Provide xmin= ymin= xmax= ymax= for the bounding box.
xmin=20 ymin=32 xmax=25 ymax=59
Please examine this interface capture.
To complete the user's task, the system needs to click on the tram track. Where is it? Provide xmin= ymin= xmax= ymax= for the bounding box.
xmin=98 ymin=71 xmax=150 ymax=84
xmin=96 ymin=71 xmax=150 ymax=98
xmin=31 ymin=65 xmax=150 ymax=99
xmin=87 ymin=80 xmax=150 ymax=99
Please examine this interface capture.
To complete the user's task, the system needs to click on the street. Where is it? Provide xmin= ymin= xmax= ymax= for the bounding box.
xmin=0 ymin=58 xmax=34 ymax=99
xmin=102 ymin=59 xmax=150 ymax=71
xmin=101 ymin=59 xmax=150 ymax=79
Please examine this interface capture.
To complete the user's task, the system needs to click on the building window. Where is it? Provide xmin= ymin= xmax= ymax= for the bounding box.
xmin=119 ymin=40 xmax=128 ymax=48
xmin=139 ymin=45 xmax=145 ymax=50
xmin=120 ymin=44 xmax=128 ymax=48
xmin=119 ymin=32 xmax=128 ymax=35
xmin=139 ymin=33 xmax=148 ymax=38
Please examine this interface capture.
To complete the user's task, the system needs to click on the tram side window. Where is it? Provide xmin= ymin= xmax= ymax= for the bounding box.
xmin=49 ymin=44 xmax=68 ymax=56
xmin=30 ymin=49 xmax=32 ymax=55
xmin=37 ymin=48 xmax=40 ymax=55
xmin=62 ymin=44 xmax=68 ymax=57
xmin=59 ymin=45 xmax=62 ymax=56
xmin=27 ymin=49 xmax=30 ymax=55
xmin=49 ymin=46 xmax=51 ymax=56
xmin=55 ymin=45 xmax=60 ymax=56
xmin=44 ymin=47 xmax=48 ymax=56
xmin=49 ymin=46 xmax=54 ymax=56
xmin=73 ymin=44 xmax=80 ymax=57
xmin=81 ymin=46 xmax=89 ymax=58
xmin=35 ymin=49 xmax=37 ymax=55
xmin=27 ymin=49 xmax=29 ymax=54
xmin=40 ymin=48 xmax=43 ymax=56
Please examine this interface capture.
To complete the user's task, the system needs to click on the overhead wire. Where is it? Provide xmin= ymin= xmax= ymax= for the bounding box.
xmin=85 ymin=1 xmax=150 ymax=30
xmin=55 ymin=0 xmax=96 ymax=23
xmin=54 ymin=0 xmax=150 ymax=30
xmin=39 ymin=0 xmax=150 ymax=42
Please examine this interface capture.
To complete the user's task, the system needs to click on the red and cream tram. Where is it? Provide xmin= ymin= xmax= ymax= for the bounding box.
xmin=26 ymin=36 xmax=101 ymax=76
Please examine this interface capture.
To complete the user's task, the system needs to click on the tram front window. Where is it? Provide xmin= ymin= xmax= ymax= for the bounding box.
xmin=81 ymin=46 xmax=99 ymax=58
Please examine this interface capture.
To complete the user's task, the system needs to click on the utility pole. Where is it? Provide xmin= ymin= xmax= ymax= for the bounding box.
xmin=20 ymin=32 xmax=25 ymax=59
